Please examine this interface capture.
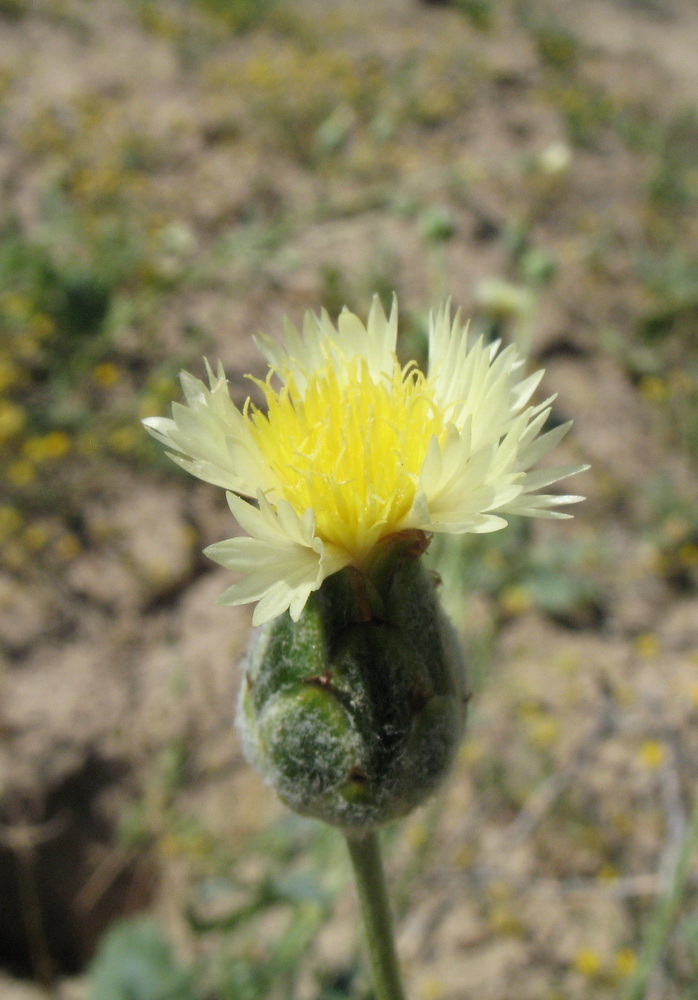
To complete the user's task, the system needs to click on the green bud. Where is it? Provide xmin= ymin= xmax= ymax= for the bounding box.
xmin=236 ymin=533 xmax=468 ymax=832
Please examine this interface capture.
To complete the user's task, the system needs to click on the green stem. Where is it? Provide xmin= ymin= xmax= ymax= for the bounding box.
xmin=622 ymin=798 xmax=698 ymax=1000
xmin=345 ymin=830 xmax=407 ymax=1000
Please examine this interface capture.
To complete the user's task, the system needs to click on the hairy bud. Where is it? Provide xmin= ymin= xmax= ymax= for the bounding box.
xmin=236 ymin=533 xmax=468 ymax=832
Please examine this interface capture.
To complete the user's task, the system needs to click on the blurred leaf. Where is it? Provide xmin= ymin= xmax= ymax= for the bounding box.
xmin=88 ymin=918 xmax=198 ymax=1000
xmin=683 ymin=912 xmax=698 ymax=976
xmin=524 ymin=568 xmax=603 ymax=624
xmin=218 ymin=956 xmax=274 ymax=1000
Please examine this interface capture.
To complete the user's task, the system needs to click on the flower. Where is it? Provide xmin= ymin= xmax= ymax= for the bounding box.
xmin=144 ymin=296 xmax=585 ymax=624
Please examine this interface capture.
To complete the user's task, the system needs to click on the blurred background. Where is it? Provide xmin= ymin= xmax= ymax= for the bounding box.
xmin=1 ymin=0 xmax=698 ymax=997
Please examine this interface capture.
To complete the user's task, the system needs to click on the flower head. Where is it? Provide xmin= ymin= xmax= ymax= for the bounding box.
xmin=144 ymin=296 xmax=585 ymax=624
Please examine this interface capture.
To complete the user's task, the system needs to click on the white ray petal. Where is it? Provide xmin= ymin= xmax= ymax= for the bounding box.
xmin=143 ymin=368 xmax=274 ymax=495
xmin=206 ymin=493 xmax=349 ymax=623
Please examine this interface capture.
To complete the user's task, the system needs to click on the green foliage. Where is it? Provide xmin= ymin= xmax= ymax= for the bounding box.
xmin=193 ymin=0 xmax=278 ymax=32
xmin=86 ymin=892 xmax=360 ymax=1000
xmin=418 ymin=205 xmax=457 ymax=245
xmin=203 ymin=38 xmax=475 ymax=168
xmin=0 ymin=0 xmax=28 ymax=19
xmin=551 ymin=81 xmax=615 ymax=147
xmin=434 ymin=518 xmax=605 ymax=630
xmin=1 ymin=217 xmax=140 ymax=413
xmin=88 ymin=919 xmax=197 ymax=1000
xmin=638 ymin=252 xmax=698 ymax=344
xmin=527 ymin=15 xmax=617 ymax=148
xmin=602 ymin=251 xmax=698 ymax=466
xmin=318 ymin=264 xmax=356 ymax=319
xmin=103 ymin=774 xmax=358 ymax=1000
xmin=635 ymin=473 xmax=698 ymax=591
xmin=622 ymin=803 xmax=698 ymax=1000
xmin=648 ymin=108 xmax=698 ymax=213
xmin=0 ymin=197 xmax=200 ymax=571
xmin=0 ymin=215 xmax=134 ymax=378
xmin=453 ymin=0 xmax=494 ymax=31
xmin=132 ymin=0 xmax=278 ymax=35
xmin=199 ymin=820 xmax=357 ymax=998
xmin=683 ymin=913 xmax=698 ymax=981
xmin=533 ymin=24 xmax=579 ymax=72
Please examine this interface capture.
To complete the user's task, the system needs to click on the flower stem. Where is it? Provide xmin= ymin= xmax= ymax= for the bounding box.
xmin=345 ymin=830 xmax=407 ymax=1000
xmin=622 ymin=797 xmax=698 ymax=1000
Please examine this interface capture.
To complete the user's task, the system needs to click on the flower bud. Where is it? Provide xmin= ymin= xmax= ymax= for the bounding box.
xmin=236 ymin=533 xmax=468 ymax=832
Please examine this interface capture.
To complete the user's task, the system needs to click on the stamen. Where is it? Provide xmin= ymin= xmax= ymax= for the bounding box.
xmin=245 ymin=355 xmax=448 ymax=564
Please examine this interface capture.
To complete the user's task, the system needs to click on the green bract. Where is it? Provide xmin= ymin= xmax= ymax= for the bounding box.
xmin=236 ymin=533 xmax=468 ymax=831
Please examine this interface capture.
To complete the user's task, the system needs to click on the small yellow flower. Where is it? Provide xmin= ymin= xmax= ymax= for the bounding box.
xmin=639 ymin=740 xmax=665 ymax=769
xmin=0 ymin=401 xmax=25 ymax=443
xmin=0 ymin=359 xmax=21 ymax=393
xmin=419 ymin=977 xmax=446 ymax=1000
xmin=499 ymin=584 xmax=533 ymax=616
xmin=8 ymin=459 xmax=35 ymax=486
xmin=488 ymin=903 xmax=522 ymax=936
xmin=139 ymin=396 xmax=162 ymax=419
xmin=23 ymin=522 xmax=50 ymax=551
xmin=678 ymin=542 xmax=698 ymax=567
xmin=108 ymin=426 xmax=140 ymax=453
xmin=573 ymin=947 xmax=602 ymax=978
xmin=405 ymin=822 xmax=429 ymax=850
xmin=555 ymin=651 xmax=581 ymax=672
xmin=0 ymin=505 xmax=22 ymax=541
xmin=93 ymin=362 xmax=122 ymax=388
xmin=459 ymin=738 xmax=484 ymax=765
xmin=639 ymin=375 xmax=667 ymax=402
xmin=147 ymin=374 xmax=179 ymax=400
xmin=1 ymin=292 xmax=32 ymax=322
xmin=614 ymin=948 xmax=637 ymax=978
xmin=634 ymin=632 xmax=659 ymax=658
xmin=23 ymin=431 xmax=70 ymax=462
xmin=144 ymin=298 xmax=586 ymax=624
xmin=527 ymin=715 xmax=560 ymax=749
